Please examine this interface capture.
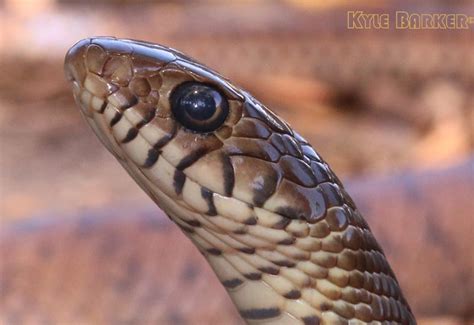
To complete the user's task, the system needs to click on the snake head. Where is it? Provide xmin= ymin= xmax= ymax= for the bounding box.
xmin=64 ymin=36 xmax=349 ymax=225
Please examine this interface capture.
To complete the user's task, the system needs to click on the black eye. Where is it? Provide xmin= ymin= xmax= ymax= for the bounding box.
xmin=170 ymin=82 xmax=229 ymax=132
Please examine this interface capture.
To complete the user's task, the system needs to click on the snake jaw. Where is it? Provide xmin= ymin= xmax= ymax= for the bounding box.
xmin=66 ymin=37 xmax=415 ymax=324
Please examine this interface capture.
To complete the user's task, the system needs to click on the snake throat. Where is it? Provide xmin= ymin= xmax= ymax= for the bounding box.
xmin=65 ymin=37 xmax=416 ymax=324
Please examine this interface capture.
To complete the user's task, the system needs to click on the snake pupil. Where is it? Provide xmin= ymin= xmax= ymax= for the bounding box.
xmin=171 ymin=82 xmax=229 ymax=132
xmin=181 ymin=89 xmax=216 ymax=121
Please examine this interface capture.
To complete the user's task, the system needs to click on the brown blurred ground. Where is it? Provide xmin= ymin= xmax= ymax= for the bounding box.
xmin=0 ymin=0 xmax=473 ymax=324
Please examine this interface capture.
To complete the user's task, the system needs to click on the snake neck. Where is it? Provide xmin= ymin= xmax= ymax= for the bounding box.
xmin=121 ymin=146 xmax=414 ymax=324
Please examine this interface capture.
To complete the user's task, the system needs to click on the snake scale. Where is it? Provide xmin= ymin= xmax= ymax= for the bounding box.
xmin=61 ymin=37 xmax=416 ymax=324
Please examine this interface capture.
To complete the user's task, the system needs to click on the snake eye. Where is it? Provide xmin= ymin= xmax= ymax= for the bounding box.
xmin=170 ymin=82 xmax=229 ymax=132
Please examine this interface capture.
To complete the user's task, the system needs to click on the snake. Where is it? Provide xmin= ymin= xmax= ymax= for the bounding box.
xmin=63 ymin=37 xmax=416 ymax=324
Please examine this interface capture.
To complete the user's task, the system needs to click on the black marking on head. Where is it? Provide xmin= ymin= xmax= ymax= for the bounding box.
xmin=129 ymin=96 xmax=139 ymax=109
xmin=244 ymin=272 xmax=262 ymax=280
xmin=201 ymin=187 xmax=217 ymax=216
xmin=252 ymin=173 xmax=280 ymax=207
xmin=184 ymin=219 xmax=201 ymax=227
xmin=99 ymin=100 xmax=108 ymax=113
xmin=320 ymin=303 xmax=332 ymax=311
xmin=173 ymin=170 xmax=186 ymax=195
xmin=121 ymin=128 xmax=139 ymax=143
xmin=222 ymin=278 xmax=243 ymax=289
xmin=153 ymin=136 xmax=172 ymax=151
xmin=273 ymin=260 xmax=296 ymax=268
xmin=142 ymin=148 xmax=160 ymax=168
xmin=240 ymin=307 xmax=281 ymax=320
xmin=110 ymin=112 xmax=122 ymax=126
xmin=272 ymin=218 xmax=291 ymax=230
xmin=258 ymin=266 xmax=280 ymax=275
xmin=221 ymin=153 xmax=235 ymax=197
xmin=206 ymin=248 xmax=222 ymax=256
xmin=238 ymin=247 xmax=256 ymax=254
xmin=233 ymin=228 xmax=247 ymax=235
xmin=152 ymin=124 xmax=177 ymax=150
xmin=180 ymin=225 xmax=194 ymax=233
xmin=136 ymin=110 xmax=156 ymax=129
xmin=116 ymin=95 xmax=138 ymax=111
xmin=302 ymin=316 xmax=320 ymax=325
xmin=277 ymin=237 xmax=296 ymax=245
xmin=176 ymin=147 xmax=209 ymax=171
xmin=243 ymin=216 xmax=257 ymax=225
xmin=294 ymin=254 xmax=310 ymax=261
xmin=283 ymin=290 xmax=302 ymax=299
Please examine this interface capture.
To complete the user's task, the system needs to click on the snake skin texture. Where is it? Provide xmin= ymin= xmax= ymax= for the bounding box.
xmin=64 ymin=37 xmax=416 ymax=324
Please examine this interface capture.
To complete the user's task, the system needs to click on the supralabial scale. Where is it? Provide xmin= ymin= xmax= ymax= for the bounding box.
xmin=65 ymin=37 xmax=416 ymax=325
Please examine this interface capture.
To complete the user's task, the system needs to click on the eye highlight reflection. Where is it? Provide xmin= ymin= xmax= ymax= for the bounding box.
xmin=170 ymin=82 xmax=229 ymax=133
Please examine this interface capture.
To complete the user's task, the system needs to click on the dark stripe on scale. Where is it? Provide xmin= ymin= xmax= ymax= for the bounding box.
xmin=243 ymin=272 xmax=262 ymax=280
xmin=258 ymin=266 xmax=279 ymax=275
xmin=302 ymin=316 xmax=320 ymax=325
xmin=144 ymin=133 xmax=176 ymax=168
xmin=239 ymin=307 xmax=281 ymax=320
xmin=283 ymin=289 xmax=301 ymax=299
xmin=206 ymin=248 xmax=222 ymax=256
xmin=184 ymin=219 xmax=201 ymax=227
xmin=153 ymin=135 xmax=173 ymax=150
xmin=201 ymin=187 xmax=217 ymax=216
xmin=238 ymin=247 xmax=255 ymax=254
xmin=173 ymin=170 xmax=186 ymax=195
xmin=176 ymin=147 xmax=210 ymax=171
xmin=135 ymin=110 xmax=156 ymax=129
xmin=273 ymin=260 xmax=295 ymax=268
xmin=180 ymin=225 xmax=194 ymax=233
xmin=272 ymin=218 xmax=291 ymax=230
xmin=222 ymin=278 xmax=243 ymax=289
xmin=99 ymin=101 xmax=108 ymax=113
xmin=243 ymin=216 xmax=257 ymax=225
xmin=121 ymin=128 xmax=139 ymax=143
xmin=277 ymin=237 xmax=296 ymax=245
xmin=142 ymin=148 xmax=160 ymax=168
xmin=110 ymin=112 xmax=122 ymax=126
xmin=221 ymin=153 xmax=235 ymax=197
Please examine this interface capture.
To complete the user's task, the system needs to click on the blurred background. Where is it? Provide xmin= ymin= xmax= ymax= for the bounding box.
xmin=0 ymin=0 xmax=473 ymax=324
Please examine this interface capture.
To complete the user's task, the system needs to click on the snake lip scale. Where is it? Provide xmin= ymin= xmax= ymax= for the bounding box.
xmin=64 ymin=36 xmax=416 ymax=324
